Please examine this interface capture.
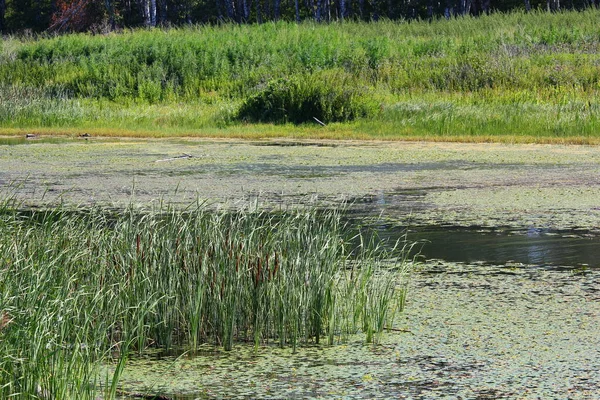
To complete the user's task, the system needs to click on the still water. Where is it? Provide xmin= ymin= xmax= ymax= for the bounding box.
xmin=380 ymin=225 xmax=600 ymax=268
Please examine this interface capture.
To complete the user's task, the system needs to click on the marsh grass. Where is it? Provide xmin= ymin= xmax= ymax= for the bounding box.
xmin=2 ymin=10 xmax=600 ymax=141
xmin=0 ymin=199 xmax=413 ymax=398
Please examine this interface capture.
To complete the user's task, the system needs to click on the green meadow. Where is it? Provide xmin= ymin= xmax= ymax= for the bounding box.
xmin=1 ymin=9 xmax=600 ymax=142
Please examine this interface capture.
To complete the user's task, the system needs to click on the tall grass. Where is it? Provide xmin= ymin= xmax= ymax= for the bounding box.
xmin=0 ymin=198 xmax=413 ymax=398
xmin=2 ymin=9 xmax=600 ymax=139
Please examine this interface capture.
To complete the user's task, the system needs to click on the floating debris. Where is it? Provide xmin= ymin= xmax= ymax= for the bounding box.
xmin=155 ymin=154 xmax=194 ymax=163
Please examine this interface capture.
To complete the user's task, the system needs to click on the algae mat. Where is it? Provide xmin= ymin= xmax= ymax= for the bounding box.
xmin=2 ymin=138 xmax=600 ymax=231
xmin=111 ymin=261 xmax=600 ymax=399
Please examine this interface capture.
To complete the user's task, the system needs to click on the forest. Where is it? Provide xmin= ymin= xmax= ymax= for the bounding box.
xmin=0 ymin=0 xmax=592 ymax=34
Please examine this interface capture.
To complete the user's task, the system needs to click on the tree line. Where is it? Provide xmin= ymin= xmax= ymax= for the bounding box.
xmin=0 ymin=0 xmax=596 ymax=34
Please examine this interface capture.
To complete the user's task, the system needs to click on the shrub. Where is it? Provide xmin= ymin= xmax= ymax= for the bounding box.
xmin=238 ymin=70 xmax=381 ymax=124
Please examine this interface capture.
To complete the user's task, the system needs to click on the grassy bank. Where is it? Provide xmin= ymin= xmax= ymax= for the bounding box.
xmin=1 ymin=10 xmax=600 ymax=142
xmin=0 ymin=197 xmax=412 ymax=398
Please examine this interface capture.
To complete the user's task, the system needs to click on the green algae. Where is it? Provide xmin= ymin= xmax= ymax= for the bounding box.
xmin=106 ymin=260 xmax=600 ymax=399
xmin=4 ymin=138 xmax=600 ymax=398
xmin=2 ymin=139 xmax=600 ymax=231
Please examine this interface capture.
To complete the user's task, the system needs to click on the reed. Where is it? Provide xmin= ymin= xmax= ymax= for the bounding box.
xmin=0 ymin=200 xmax=413 ymax=398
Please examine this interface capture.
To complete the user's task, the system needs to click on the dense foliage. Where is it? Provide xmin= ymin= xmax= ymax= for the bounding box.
xmin=1 ymin=10 xmax=600 ymax=139
xmin=238 ymin=73 xmax=381 ymax=123
xmin=0 ymin=0 xmax=595 ymax=34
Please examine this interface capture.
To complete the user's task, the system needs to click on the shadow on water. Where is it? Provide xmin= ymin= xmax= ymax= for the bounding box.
xmin=0 ymin=136 xmax=79 ymax=145
xmin=7 ymin=204 xmax=599 ymax=269
xmin=345 ymin=189 xmax=600 ymax=269
xmin=374 ymin=224 xmax=600 ymax=269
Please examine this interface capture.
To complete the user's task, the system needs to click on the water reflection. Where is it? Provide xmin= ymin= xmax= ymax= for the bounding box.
xmin=374 ymin=225 xmax=599 ymax=268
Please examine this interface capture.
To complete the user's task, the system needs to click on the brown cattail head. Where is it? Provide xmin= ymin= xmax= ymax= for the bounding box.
xmin=0 ymin=311 xmax=12 ymax=332
xmin=265 ymin=254 xmax=269 ymax=279
xmin=272 ymin=252 xmax=279 ymax=278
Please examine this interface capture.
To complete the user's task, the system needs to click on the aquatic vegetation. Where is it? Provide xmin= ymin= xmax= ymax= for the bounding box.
xmin=0 ymin=198 xmax=413 ymax=398
xmin=111 ymin=260 xmax=600 ymax=399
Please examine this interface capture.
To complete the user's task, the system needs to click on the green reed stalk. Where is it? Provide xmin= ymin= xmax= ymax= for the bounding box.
xmin=0 ymin=201 xmax=413 ymax=398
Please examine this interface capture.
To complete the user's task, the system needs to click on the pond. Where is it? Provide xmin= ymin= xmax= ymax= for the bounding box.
xmin=2 ymin=138 xmax=600 ymax=398
xmin=108 ymin=222 xmax=600 ymax=399
xmin=111 ymin=258 xmax=600 ymax=399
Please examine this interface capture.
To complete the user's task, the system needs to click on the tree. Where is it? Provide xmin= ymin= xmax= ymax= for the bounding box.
xmin=50 ymin=0 xmax=90 ymax=32
xmin=50 ymin=0 xmax=105 ymax=32
xmin=0 ymin=0 xmax=5 ymax=33
xmin=547 ymin=0 xmax=560 ymax=10
xmin=2 ymin=0 xmax=600 ymax=33
xmin=105 ymin=0 xmax=115 ymax=29
xmin=150 ymin=0 xmax=157 ymax=25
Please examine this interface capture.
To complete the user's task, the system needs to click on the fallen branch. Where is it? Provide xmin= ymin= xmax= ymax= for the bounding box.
xmin=115 ymin=389 xmax=172 ymax=400
xmin=383 ymin=327 xmax=414 ymax=334
xmin=313 ymin=116 xmax=326 ymax=127
xmin=49 ymin=0 xmax=90 ymax=33
xmin=155 ymin=154 xmax=193 ymax=163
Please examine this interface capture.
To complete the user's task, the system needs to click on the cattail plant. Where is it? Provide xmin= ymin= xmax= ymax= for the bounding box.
xmin=0 ymin=200 xmax=414 ymax=398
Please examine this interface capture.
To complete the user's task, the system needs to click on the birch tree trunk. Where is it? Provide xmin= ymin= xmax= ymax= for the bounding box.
xmin=315 ymin=0 xmax=322 ymax=21
xmin=444 ymin=0 xmax=452 ymax=19
xmin=274 ymin=0 xmax=281 ymax=21
xmin=547 ymin=0 xmax=560 ymax=11
xmin=150 ymin=0 xmax=157 ymax=26
xmin=242 ymin=0 xmax=250 ymax=21
xmin=158 ymin=0 xmax=167 ymax=25
xmin=295 ymin=0 xmax=300 ymax=22
xmin=224 ymin=0 xmax=234 ymax=20
xmin=481 ymin=0 xmax=490 ymax=14
xmin=105 ymin=0 xmax=116 ymax=30
xmin=215 ymin=0 xmax=223 ymax=21
xmin=140 ymin=0 xmax=151 ymax=26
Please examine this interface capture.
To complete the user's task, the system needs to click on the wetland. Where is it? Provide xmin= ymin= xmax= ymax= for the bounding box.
xmin=1 ymin=138 xmax=600 ymax=399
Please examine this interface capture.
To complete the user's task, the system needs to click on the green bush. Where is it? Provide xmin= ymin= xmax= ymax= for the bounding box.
xmin=237 ymin=70 xmax=381 ymax=124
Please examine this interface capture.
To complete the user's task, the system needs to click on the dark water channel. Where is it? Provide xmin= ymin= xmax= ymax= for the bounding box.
xmin=377 ymin=224 xmax=600 ymax=268
xmin=0 ymin=136 xmax=77 ymax=145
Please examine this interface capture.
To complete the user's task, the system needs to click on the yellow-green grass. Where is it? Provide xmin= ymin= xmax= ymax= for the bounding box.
xmin=2 ymin=10 xmax=600 ymax=143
